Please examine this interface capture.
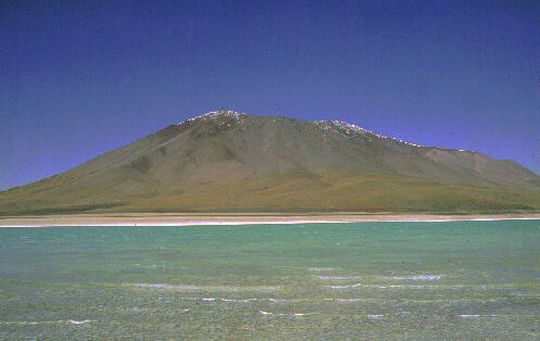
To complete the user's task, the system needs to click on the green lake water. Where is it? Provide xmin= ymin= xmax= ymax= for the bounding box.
xmin=0 ymin=221 xmax=539 ymax=339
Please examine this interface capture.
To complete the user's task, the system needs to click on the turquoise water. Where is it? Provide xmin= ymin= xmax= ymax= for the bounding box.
xmin=0 ymin=221 xmax=539 ymax=339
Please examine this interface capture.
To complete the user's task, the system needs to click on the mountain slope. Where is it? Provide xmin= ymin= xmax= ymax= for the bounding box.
xmin=1 ymin=110 xmax=539 ymax=215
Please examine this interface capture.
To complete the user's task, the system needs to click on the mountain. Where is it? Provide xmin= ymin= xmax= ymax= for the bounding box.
xmin=1 ymin=109 xmax=539 ymax=215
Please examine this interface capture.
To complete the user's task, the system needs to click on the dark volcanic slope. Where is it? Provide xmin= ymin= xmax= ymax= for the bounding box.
xmin=1 ymin=110 xmax=539 ymax=214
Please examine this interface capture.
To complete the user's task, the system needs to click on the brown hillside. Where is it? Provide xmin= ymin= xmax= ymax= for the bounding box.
xmin=1 ymin=110 xmax=539 ymax=215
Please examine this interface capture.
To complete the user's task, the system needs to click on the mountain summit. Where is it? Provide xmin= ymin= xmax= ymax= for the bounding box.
xmin=2 ymin=109 xmax=539 ymax=214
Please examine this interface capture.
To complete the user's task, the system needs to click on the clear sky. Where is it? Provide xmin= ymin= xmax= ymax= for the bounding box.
xmin=1 ymin=0 xmax=539 ymax=190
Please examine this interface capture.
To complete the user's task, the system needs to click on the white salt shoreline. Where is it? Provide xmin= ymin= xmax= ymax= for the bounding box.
xmin=0 ymin=215 xmax=538 ymax=228
xmin=1 ymin=220 xmax=345 ymax=228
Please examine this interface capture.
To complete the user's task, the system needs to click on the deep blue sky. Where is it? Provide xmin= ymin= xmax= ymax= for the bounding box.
xmin=1 ymin=0 xmax=539 ymax=190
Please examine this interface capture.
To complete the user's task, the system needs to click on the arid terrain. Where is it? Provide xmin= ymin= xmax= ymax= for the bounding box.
xmin=1 ymin=110 xmax=539 ymax=215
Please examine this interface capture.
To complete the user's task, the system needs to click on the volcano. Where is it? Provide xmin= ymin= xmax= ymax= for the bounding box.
xmin=1 ymin=109 xmax=539 ymax=215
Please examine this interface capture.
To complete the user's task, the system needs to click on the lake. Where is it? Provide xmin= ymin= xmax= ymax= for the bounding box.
xmin=1 ymin=221 xmax=539 ymax=339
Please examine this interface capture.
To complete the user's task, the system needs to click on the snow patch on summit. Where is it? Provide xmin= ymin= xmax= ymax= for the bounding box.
xmin=178 ymin=110 xmax=248 ymax=125
xmin=177 ymin=110 xmax=423 ymax=148
xmin=314 ymin=119 xmax=422 ymax=147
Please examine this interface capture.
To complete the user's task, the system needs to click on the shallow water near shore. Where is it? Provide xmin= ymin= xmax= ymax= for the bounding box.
xmin=1 ymin=221 xmax=539 ymax=339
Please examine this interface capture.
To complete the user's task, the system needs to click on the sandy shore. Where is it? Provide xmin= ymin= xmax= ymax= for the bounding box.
xmin=0 ymin=212 xmax=539 ymax=227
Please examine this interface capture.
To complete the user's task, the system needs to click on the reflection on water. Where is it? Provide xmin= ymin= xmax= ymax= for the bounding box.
xmin=0 ymin=221 xmax=539 ymax=339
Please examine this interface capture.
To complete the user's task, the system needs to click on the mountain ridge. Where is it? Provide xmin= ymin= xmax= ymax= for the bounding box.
xmin=1 ymin=109 xmax=539 ymax=215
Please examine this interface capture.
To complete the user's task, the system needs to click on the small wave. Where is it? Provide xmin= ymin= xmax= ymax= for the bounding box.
xmin=325 ymin=282 xmax=448 ymax=290
xmin=336 ymin=298 xmax=366 ymax=302
xmin=132 ymin=283 xmax=278 ymax=292
xmin=0 ymin=319 xmax=94 ymax=325
xmin=269 ymin=298 xmax=288 ymax=303
xmin=0 ymin=321 xmax=53 ymax=325
xmin=326 ymin=282 xmax=362 ymax=289
xmin=175 ymin=297 xmax=261 ymax=303
xmin=393 ymin=275 xmax=442 ymax=281
xmin=316 ymin=275 xmax=362 ymax=280
xmin=367 ymin=314 xmax=384 ymax=320
xmin=68 ymin=319 xmax=92 ymax=325
xmin=396 ymin=311 xmax=411 ymax=316
xmin=362 ymin=284 xmax=451 ymax=289
xmin=221 ymin=298 xmax=257 ymax=303
xmin=259 ymin=310 xmax=313 ymax=317
xmin=459 ymin=314 xmax=497 ymax=319
xmin=322 ymin=298 xmax=377 ymax=303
